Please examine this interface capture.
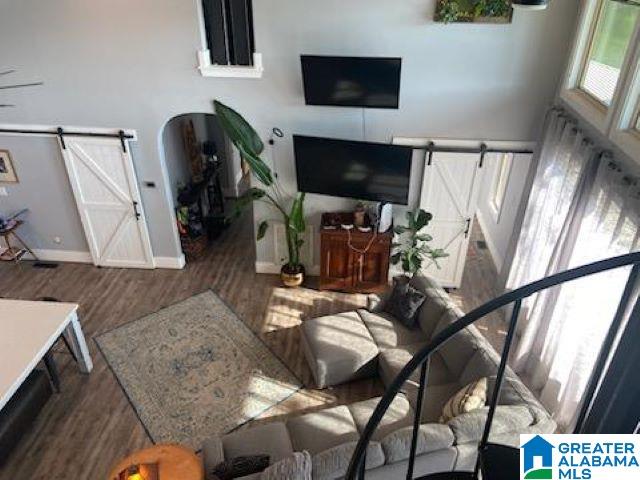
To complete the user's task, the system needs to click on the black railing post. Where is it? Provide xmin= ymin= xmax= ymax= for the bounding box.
xmin=407 ymin=358 xmax=430 ymax=480
xmin=574 ymin=263 xmax=640 ymax=432
xmin=357 ymin=450 xmax=366 ymax=479
xmin=475 ymin=298 xmax=522 ymax=477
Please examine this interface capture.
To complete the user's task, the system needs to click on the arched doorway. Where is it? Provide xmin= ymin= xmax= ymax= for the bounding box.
xmin=160 ymin=112 xmax=249 ymax=262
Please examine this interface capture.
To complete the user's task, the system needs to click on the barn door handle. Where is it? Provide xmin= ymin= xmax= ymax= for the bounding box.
xmin=464 ymin=218 xmax=471 ymax=238
xmin=133 ymin=201 xmax=141 ymax=221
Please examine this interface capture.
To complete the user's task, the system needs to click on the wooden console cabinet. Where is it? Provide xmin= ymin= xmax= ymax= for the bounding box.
xmin=319 ymin=212 xmax=392 ymax=293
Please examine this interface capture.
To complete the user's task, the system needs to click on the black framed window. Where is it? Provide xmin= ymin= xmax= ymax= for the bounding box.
xmin=202 ymin=0 xmax=255 ymax=66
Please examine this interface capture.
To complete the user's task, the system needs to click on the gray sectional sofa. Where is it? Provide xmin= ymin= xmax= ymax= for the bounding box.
xmin=203 ymin=274 xmax=556 ymax=480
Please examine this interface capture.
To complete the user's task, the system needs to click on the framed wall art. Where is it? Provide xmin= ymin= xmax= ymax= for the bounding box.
xmin=0 ymin=150 xmax=18 ymax=183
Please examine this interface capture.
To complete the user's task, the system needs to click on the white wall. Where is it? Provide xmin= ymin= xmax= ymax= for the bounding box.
xmin=476 ymin=151 xmax=533 ymax=274
xmin=162 ymin=117 xmax=192 ymax=206
xmin=0 ymin=135 xmax=88 ymax=254
xmin=0 ymin=0 xmax=579 ymax=267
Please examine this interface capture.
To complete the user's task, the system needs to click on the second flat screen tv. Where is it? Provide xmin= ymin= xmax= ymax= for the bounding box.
xmin=301 ymin=55 xmax=402 ymax=109
xmin=294 ymin=135 xmax=412 ymax=205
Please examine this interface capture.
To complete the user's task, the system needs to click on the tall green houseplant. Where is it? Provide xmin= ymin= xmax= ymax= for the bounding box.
xmin=214 ymin=100 xmax=307 ymax=280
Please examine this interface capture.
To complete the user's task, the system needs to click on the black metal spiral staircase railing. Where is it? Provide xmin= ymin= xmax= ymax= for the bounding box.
xmin=345 ymin=252 xmax=640 ymax=480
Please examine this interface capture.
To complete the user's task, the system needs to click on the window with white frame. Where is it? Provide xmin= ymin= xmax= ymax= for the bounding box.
xmin=196 ymin=0 xmax=264 ymax=78
xmin=579 ymin=1 xmax=639 ymax=107
xmin=202 ymin=0 xmax=255 ymax=66
xmin=490 ymin=153 xmax=513 ymax=220
xmin=562 ymin=0 xmax=640 ymax=158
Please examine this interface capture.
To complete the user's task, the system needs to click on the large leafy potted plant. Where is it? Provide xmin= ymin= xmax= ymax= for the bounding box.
xmin=214 ymin=100 xmax=307 ymax=287
xmin=391 ymin=209 xmax=448 ymax=278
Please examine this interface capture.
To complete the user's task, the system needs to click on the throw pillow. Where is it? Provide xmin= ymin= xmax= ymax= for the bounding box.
xmin=211 ymin=455 xmax=270 ymax=480
xmin=440 ymin=377 xmax=488 ymax=423
xmin=260 ymin=451 xmax=312 ymax=480
xmin=384 ymin=276 xmax=427 ymax=328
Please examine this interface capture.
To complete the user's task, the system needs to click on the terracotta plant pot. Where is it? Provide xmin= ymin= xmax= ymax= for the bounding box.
xmin=281 ymin=264 xmax=305 ymax=288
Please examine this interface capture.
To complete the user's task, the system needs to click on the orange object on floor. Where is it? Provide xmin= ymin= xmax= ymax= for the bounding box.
xmin=107 ymin=444 xmax=203 ymax=480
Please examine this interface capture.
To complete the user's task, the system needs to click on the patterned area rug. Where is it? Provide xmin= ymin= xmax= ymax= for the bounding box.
xmin=96 ymin=290 xmax=301 ymax=449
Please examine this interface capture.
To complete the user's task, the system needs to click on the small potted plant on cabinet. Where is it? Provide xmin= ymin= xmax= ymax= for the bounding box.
xmin=214 ymin=100 xmax=307 ymax=287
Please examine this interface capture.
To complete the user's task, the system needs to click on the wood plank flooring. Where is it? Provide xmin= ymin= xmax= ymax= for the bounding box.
xmin=0 ymin=214 xmax=503 ymax=480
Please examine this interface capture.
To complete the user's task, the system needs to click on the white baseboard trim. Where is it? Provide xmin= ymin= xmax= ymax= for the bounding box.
xmin=475 ymin=212 xmax=503 ymax=272
xmin=255 ymin=261 xmax=320 ymax=276
xmin=154 ymin=254 xmax=186 ymax=270
xmin=29 ymin=249 xmax=185 ymax=270
xmin=31 ymin=249 xmax=93 ymax=264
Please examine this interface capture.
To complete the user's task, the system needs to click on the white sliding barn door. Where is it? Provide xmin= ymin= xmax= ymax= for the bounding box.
xmin=60 ymin=136 xmax=155 ymax=268
xmin=419 ymin=152 xmax=483 ymax=288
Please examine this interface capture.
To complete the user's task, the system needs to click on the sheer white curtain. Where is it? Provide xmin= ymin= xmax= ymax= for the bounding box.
xmin=507 ymin=110 xmax=640 ymax=430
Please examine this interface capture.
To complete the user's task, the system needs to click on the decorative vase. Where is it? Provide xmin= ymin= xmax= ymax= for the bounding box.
xmin=281 ymin=264 xmax=305 ymax=287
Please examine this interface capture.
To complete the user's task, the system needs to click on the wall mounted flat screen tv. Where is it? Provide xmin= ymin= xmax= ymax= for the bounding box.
xmin=301 ymin=55 xmax=402 ymax=109
xmin=294 ymin=135 xmax=412 ymax=205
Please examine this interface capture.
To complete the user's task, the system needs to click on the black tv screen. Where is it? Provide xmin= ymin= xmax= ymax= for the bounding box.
xmin=301 ymin=55 xmax=402 ymax=109
xmin=294 ymin=135 xmax=412 ymax=205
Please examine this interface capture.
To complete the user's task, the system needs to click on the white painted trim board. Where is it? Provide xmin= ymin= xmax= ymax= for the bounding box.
xmin=24 ymin=249 xmax=185 ymax=270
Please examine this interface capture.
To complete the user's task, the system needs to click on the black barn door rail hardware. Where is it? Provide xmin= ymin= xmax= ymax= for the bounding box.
xmin=419 ymin=141 xmax=534 ymax=167
xmin=0 ymin=127 xmax=135 ymax=152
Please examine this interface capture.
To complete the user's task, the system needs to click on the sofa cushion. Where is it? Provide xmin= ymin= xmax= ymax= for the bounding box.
xmin=378 ymin=345 xmax=452 ymax=389
xmin=286 ymin=404 xmax=385 ymax=479
xmin=312 ymin=441 xmax=385 ymax=480
xmin=287 ymin=405 xmax=358 ymax=455
xmin=383 ymin=277 xmax=426 ymax=328
xmin=363 ymin=448 xmax=457 ymax=480
xmin=259 ymin=451 xmax=312 ymax=480
xmin=447 ymin=405 xmax=535 ymax=444
xmin=221 ymin=422 xmax=294 ymax=466
xmin=380 ymin=423 xmax=455 ymax=464
xmin=487 ymin=375 xmax=547 ymax=413
xmin=409 ymin=275 xmax=457 ymax=339
xmin=348 ymin=394 xmax=414 ymax=441
xmin=405 ymin=382 xmax=461 ymax=423
xmin=433 ymin=309 xmax=482 ymax=378
xmin=454 ymin=443 xmax=479 ymax=472
xmin=458 ymin=343 xmax=541 ymax=409
xmin=459 ymin=346 xmax=501 ymax=386
xmin=527 ymin=406 xmax=558 ymax=434
xmin=440 ymin=377 xmax=488 ymax=423
xmin=358 ymin=309 xmax=426 ymax=351
xmin=300 ymin=312 xmax=379 ymax=388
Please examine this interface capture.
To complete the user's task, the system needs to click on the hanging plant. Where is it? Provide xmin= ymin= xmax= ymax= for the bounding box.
xmin=435 ymin=0 xmax=512 ymax=24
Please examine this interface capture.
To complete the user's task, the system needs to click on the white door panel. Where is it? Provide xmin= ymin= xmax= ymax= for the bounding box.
xmin=422 ymin=221 xmax=470 ymax=287
xmin=61 ymin=136 xmax=154 ymax=269
xmin=419 ymin=152 xmax=482 ymax=288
